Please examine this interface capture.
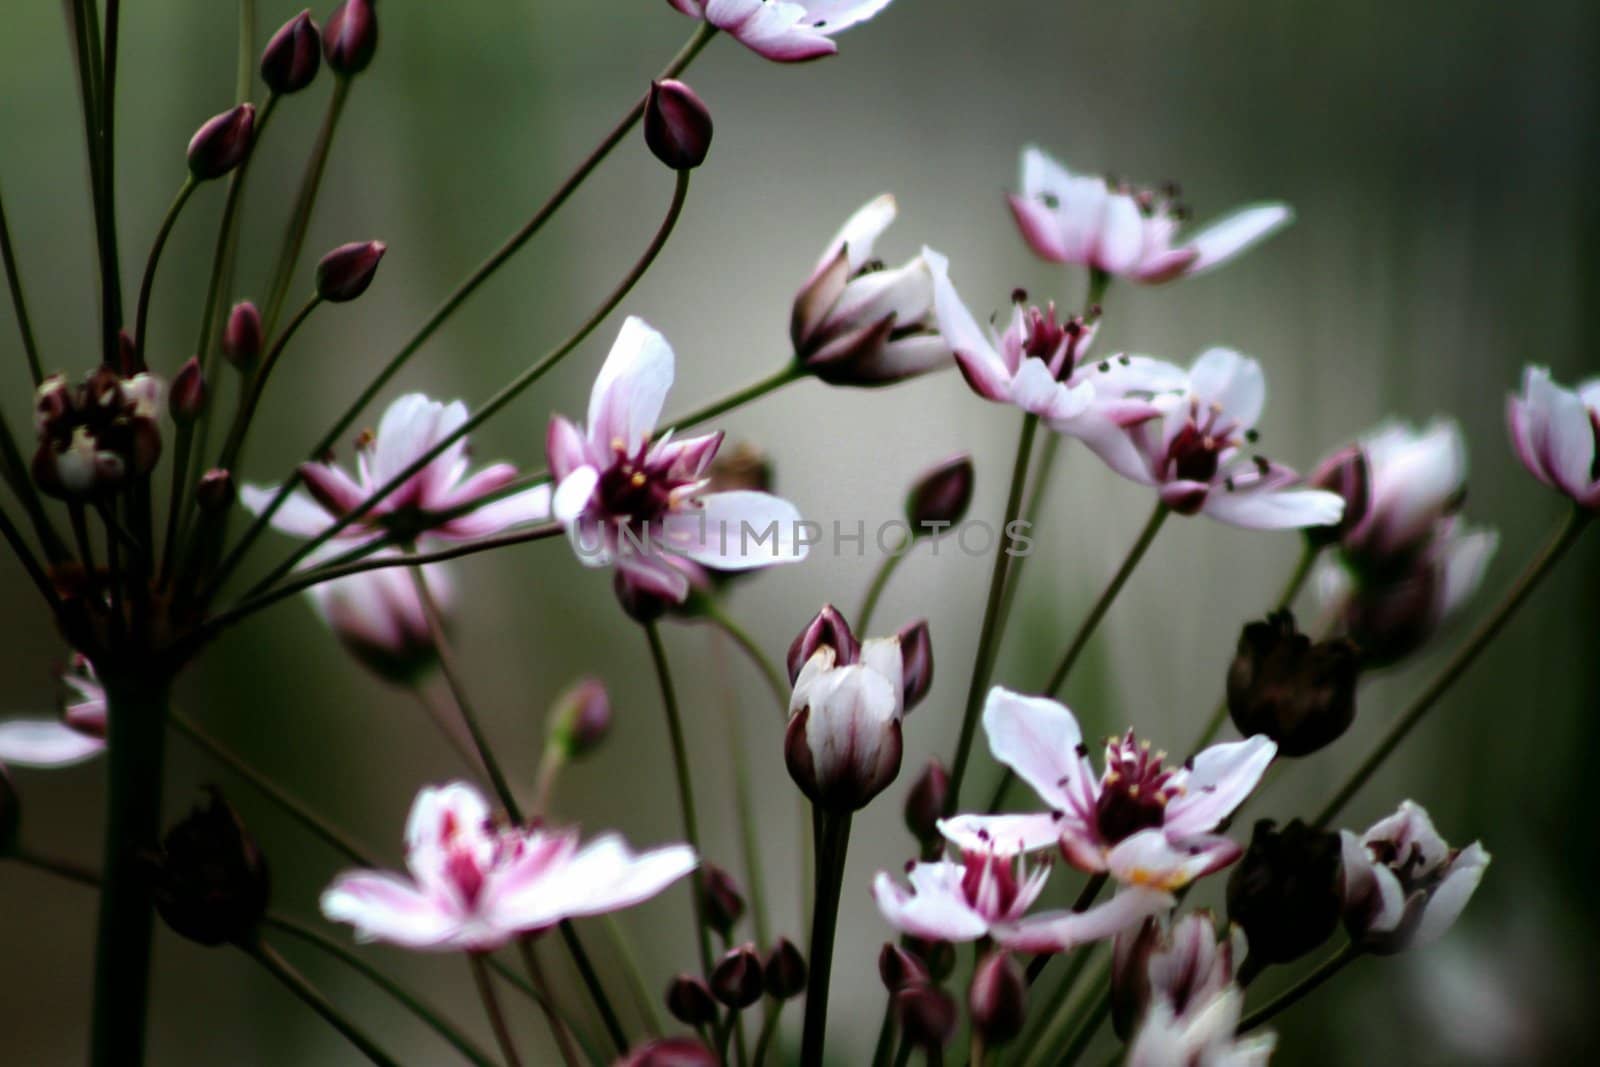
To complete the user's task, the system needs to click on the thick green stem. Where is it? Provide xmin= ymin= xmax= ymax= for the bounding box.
xmin=798 ymin=809 xmax=852 ymax=1067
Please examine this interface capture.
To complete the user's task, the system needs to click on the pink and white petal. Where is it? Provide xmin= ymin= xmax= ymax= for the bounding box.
xmin=419 ymin=400 xmax=472 ymax=501
xmin=827 ymin=259 xmax=933 ymax=335
xmin=299 ymin=462 xmax=368 ymax=517
xmin=547 ymin=415 xmax=592 ymax=482
xmin=320 ymin=871 xmax=461 ymax=949
xmin=1187 ymin=348 xmax=1264 ymax=428
xmin=1506 ymin=393 xmax=1553 ymax=487
xmin=1182 ymin=203 xmax=1293 ymax=275
xmin=817 ymin=194 xmax=897 ymax=275
xmin=441 ymin=462 xmax=520 ymax=508
xmin=493 ymin=836 xmax=697 ymax=930
xmin=799 ymin=0 xmax=895 ymax=33
xmin=616 ymin=552 xmax=693 ymax=602
xmin=1018 ymin=146 xmax=1079 ymax=205
xmin=872 ymin=869 xmax=991 ymax=942
xmin=980 ymin=686 xmax=1083 ymax=810
xmin=552 ymin=466 xmax=600 ymax=524
xmin=709 ymin=0 xmax=837 ymax=60
xmin=1202 ymin=486 xmax=1345 ymax=530
xmin=587 ymin=317 xmax=675 ymax=454
xmin=1061 ymin=414 xmax=1159 ymax=486
xmin=0 ymin=719 xmax=105 ymax=767
xmin=995 ymin=887 xmax=1173 ymax=953
xmin=665 ymin=491 xmax=807 ymax=568
xmin=1092 ymin=193 xmax=1147 ymax=276
xmin=1077 ymin=355 xmax=1189 ymax=399
xmin=371 ymin=395 xmax=445 ymax=488
xmin=1006 ymin=195 xmax=1071 ymax=263
xmin=1529 ymin=368 xmax=1597 ymax=497
xmin=441 ymin=484 xmax=553 ymax=539
xmin=1439 ymin=526 xmax=1497 ymax=618
xmin=1007 ymin=358 xmax=1076 ymax=419
xmin=661 ymin=431 xmax=724 ymax=480
xmin=1106 ymin=830 xmax=1240 ymax=892
xmin=858 ymin=636 xmax=905 ymax=715
xmin=1364 ymin=863 xmax=1409 ymax=935
xmin=666 ymin=0 xmax=704 ymax=15
xmin=859 ymin=333 xmax=951 ymax=384
xmin=937 ymin=813 xmax=1066 ymax=856
xmin=926 ymin=248 xmax=1008 ymax=394
xmin=404 ymin=782 xmax=493 ymax=863
xmin=239 ymin=483 xmax=349 ymax=539
xmin=1164 ymin=736 xmax=1276 ymax=837
xmin=1132 ymin=247 xmax=1201 ymax=284
xmin=1411 ymin=843 xmax=1489 ymax=947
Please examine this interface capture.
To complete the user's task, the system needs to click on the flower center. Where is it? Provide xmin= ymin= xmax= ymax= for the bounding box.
xmin=960 ymin=850 xmax=1021 ymax=917
xmin=1013 ymin=294 xmax=1093 ymax=382
xmin=598 ymin=439 xmax=693 ymax=526
xmin=1165 ymin=400 xmax=1242 ymax=484
xmin=1094 ymin=733 xmax=1182 ymax=843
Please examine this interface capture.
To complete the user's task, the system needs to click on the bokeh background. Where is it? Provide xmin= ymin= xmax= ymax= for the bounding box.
xmin=3 ymin=1 xmax=1598 ymax=1063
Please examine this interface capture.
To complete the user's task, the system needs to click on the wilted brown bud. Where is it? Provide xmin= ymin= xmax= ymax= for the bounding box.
xmin=665 ymin=974 xmax=717 ymax=1027
xmin=906 ymin=454 xmax=975 ymax=534
xmin=763 ymin=938 xmax=807 ymax=1000
xmin=168 ymin=357 xmax=208 ymax=425
xmin=1226 ymin=819 xmax=1342 ymax=971
xmin=700 ymin=864 xmax=745 ymax=938
xmin=896 ymin=984 xmax=957 ymax=1051
xmin=903 ymin=758 xmax=949 ymax=849
xmin=546 ymin=678 xmax=611 ymax=759
xmin=969 ymin=951 xmax=1026 ymax=1047
xmin=323 ymin=0 xmax=377 ymax=76
xmin=709 ymin=944 xmax=764 ymax=1008
xmin=645 ymin=79 xmax=714 ymax=171
xmin=315 ymin=240 xmax=386 ymax=302
xmin=141 ymin=788 xmax=269 ymax=946
xmin=187 ymin=104 xmax=256 ymax=181
xmin=261 ymin=11 xmax=322 ymax=94
xmin=1227 ymin=610 xmax=1360 ymax=757
xmin=222 ymin=301 xmax=263 ymax=368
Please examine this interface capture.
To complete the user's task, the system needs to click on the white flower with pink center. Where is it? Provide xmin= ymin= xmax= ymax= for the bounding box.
xmin=0 ymin=654 xmax=108 ymax=769
xmin=1340 ymin=800 xmax=1489 ymax=955
xmin=665 ymin=0 xmax=895 ymax=63
xmin=1506 ymin=365 xmax=1600 ymax=510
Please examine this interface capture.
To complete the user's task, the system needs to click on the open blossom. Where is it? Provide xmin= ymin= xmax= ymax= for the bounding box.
xmin=549 ymin=317 xmax=807 ymax=603
xmin=666 ymin=0 xmax=894 ymax=63
xmin=1107 ymin=348 xmax=1345 ymax=530
xmin=0 ymin=655 xmax=107 ymax=768
xmin=305 ymin=552 xmax=453 ymax=684
xmin=1340 ymin=800 xmax=1489 ymax=955
xmin=1339 ymin=420 xmax=1467 ymax=561
xmin=241 ymin=393 xmax=552 ymax=547
xmin=1506 ymin=365 xmax=1600 ymax=510
xmin=941 ymin=689 xmax=1275 ymax=892
xmin=873 ymin=847 xmax=1170 ymax=954
xmin=321 ymin=782 xmax=696 ymax=951
xmin=926 ymin=249 xmax=1187 ymax=443
xmin=1007 ymin=146 xmax=1291 ymax=285
xmin=790 ymin=195 xmax=946 ymax=386
xmin=1127 ymin=987 xmax=1276 ymax=1067
xmin=1112 ymin=912 xmax=1245 ymax=1040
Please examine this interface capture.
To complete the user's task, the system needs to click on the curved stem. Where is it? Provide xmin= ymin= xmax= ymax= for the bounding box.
xmin=798 ymin=809 xmax=852 ymax=1067
xmin=247 ymin=938 xmax=401 ymax=1066
xmin=469 ymin=954 xmax=523 ymax=1067
xmin=945 ymin=413 xmax=1039 ymax=815
xmin=132 ymin=178 xmax=197 ymax=364
xmin=751 ymin=1002 xmax=782 ymax=1066
xmin=703 ymin=601 xmax=790 ymax=717
xmin=558 ymin=921 xmax=630 ymax=1055
xmin=994 ymin=432 xmax=1062 ymax=628
xmin=214 ymin=294 xmax=323 ymax=474
xmin=603 ymin=915 xmax=665 ymax=1037
xmin=1055 ymin=988 xmax=1111 ymax=1067
xmin=0 ymin=179 xmax=45 ymax=384
xmin=0 ymin=505 xmax=59 ymax=609
xmin=516 ymin=940 xmax=585 ymax=1067
xmin=261 ymin=78 xmax=350 ymax=333
xmin=710 ymin=627 xmax=773 ymax=951
xmin=1237 ymin=943 xmax=1360 ymax=1033
xmin=1313 ymin=507 xmax=1590 ymax=828
xmin=666 ymin=363 xmax=804 ymax=430
xmin=1024 ymin=874 xmax=1107 ymax=987
xmin=856 ymin=548 xmax=907 ymax=635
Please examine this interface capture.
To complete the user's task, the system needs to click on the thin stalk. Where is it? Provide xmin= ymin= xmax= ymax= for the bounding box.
xmin=132 ymin=178 xmax=197 ymax=363
xmin=1017 ymin=943 xmax=1094 ymax=1055
xmin=643 ymin=620 xmax=715 ymax=978
xmin=995 ymin=432 xmax=1062 ymax=629
xmin=945 ymin=413 xmax=1039 ymax=815
xmin=666 ymin=363 xmax=803 ymax=430
xmin=90 ymin=0 xmax=123 ymax=368
xmin=703 ymin=600 xmax=790 ymax=717
xmin=414 ymin=681 xmax=493 ymax=777
xmin=0 ymin=505 xmax=59 ymax=608
xmin=751 ymin=1003 xmax=783 ymax=1066
xmin=869 ymin=1001 xmax=896 ymax=1067
xmin=266 ymin=914 xmax=499 ymax=1067
xmin=261 ymin=78 xmax=351 ymax=333
xmin=469 ymin=954 xmax=523 ymax=1067
xmin=1054 ymin=989 xmax=1111 ymax=1067
xmin=602 ymin=915 xmax=665 ymax=1036
xmin=798 ymin=809 xmax=852 ymax=1067
xmin=0 ymin=179 xmax=44 ymax=384
xmin=558 ymin=921 xmax=630 ymax=1055
xmin=248 ymin=938 xmax=401 ymax=1065
xmin=516 ymin=940 xmax=585 ymax=1067
xmin=1237 ymin=943 xmax=1360 ymax=1033
xmin=0 ymin=403 xmax=67 ymax=563
xmin=235 ymin=0 xmax=257 ymax=102
xmin=1024 ymin=874 xmax=1107 ymax=986
xmin=1018 ymin=952 xmax=1108 ymax=1067
xmin=214 ymin=294 xmax=323 ymax=476
xmin=712 ymin=627 xmax=773 ymax=950
xmin=856 ymin=547 xmax=907 ymax=635
xmin=1313 ymin=507 xmax=1590 ymax=828
xmin=9 ymin=847 xmax=99 ymax=888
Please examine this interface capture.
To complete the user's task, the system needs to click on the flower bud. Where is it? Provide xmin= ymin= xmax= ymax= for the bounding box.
xmin=261 ymin=11 xmax=322 ymax=94
xmin=709 ymin=943 xmax=764 ymax=1008
xmin=115 ymin=329 xmax=136 ymax=376
xmin=315 ymin=240 xmax=386 ymax=302
xmin=787 ymin=604 xmax=859 ymax=683
xmin=1110 ymin=912 xmax=1242 ymax=1040
xmin=969 ymin=951 xmax=1026 ymax=1047
xmin=308 ymin=554 xmax=448 ymax=684
xmin=903 ymin=758 xmax=949 ymax=849
xmin=906 ymin=454 xmax=975 ymax=535
xmin=1226 ymin=818 xmax=1342 ymax=971
xmin=141 ymin=787 xmax=269 ymax=946
xmin=644 ymin=79 xmax=714 ymax=171
xmin=223 ymin=301 xmax=263 ymax=368
xmin=1227 ymin=610 xmax=1360 ymax=758
xmin=187 ymin=104 xmax=256 ymax=181
xmin=323 ymin=0 xmax=378 ymax=76
xmin=545 ymin=677 xmax=611 ymax=759
xmin=1341 ymin=801 xmax=1489 ymax=956
xmin=895 ymin=984 xmax=957 ymax=1051
xmin=0 ymin=766 xmax=19 ymax=856
xmin=700 ymin=864 xmax=745 ymax=938
xmin=616 ymin=1039 xmax=718 ymax=1067
xmin=763 ymin=938 xmax=807 ymax=1000
xmin=1305 ymin=444 xmax=1368 ymax=546
xmin=896 ymin=618 xmax=933 ymax=712
xmin=784 ymin=670 xmax=903 ymax=813
xmin=168 ymin=357 xmax=208 ymax=425
xmin=195 ymin=468 xmax=236 ymax=513
xmin=665 ymin=974 xmax=718 ymax=1027
xmin=879 ymin=942 xmax=929 ymax=992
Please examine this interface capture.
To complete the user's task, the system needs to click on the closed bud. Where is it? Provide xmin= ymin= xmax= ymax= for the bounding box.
xmin=896 ymin=618 xmax=933 ymax=711
xmin=787 ymin=603 xmax=858 ymax=683
xmin=187 ymin=104 xmax=256 ymax=181
xmin=315 ymin=240 xmax=386 ymax=302
xmin=1306 ymin=444 xmax=1369 ymax=546
xmin=763 ymin=938 xmax=807 ymax=1000
xmin=903 ymin=758 xmax=949 ymax=849
xmin=116 ymin=329 xmax=136 ymax=376
xmin=141 ymin=787 xmax=269 ymax=946
xmin=168 ymin=357 xmax=208 ymax=424
xmin=665 ymin=974 xmax=718 ymax=1027
xmin=261 ymin=11 xmax=322 ymax=94
xmin=969 ymin=951 xmax=1026 ymax=1047
xmin=1227 ymin=610 xmax=1360 ymax=758
xmin=222 ymin=301 xmax=263 ymax=367
xmin=700 ymin=864 xmax=745 ymax=938
xmin=195 ymin=469 xmax=236 ymax=513
xmin=895 ymin=984 xmax=957 ymax=1051
xmin=616 ymin=1039 xmax=718 ymax=1067
xmin=1226 ymin=818 xmax=1342 ymax=971
xmin=879 ymin=942 xmax=929 ymax=992
xmin=906 ymin=454 xmax=975 ymax=534
xmin=645 ymin=79 xmax=714 ymax=170
xmin=1110 ymin=912 xmax=1242 ymax=1040
xmin=709 ymin=943 xmax=764 ymax=1008
xmin=0 ymin=766 xmax=18 ymax=856
xmin=903 ymin=936 xmax=955 ymax=982
xmin=323 ymin=0 xmax=378 ymax=76
xmin=546 ymin=677 xmax=611 ymax=759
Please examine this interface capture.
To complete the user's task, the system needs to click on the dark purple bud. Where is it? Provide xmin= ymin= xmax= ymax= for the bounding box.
xmin=1226 ymin=818 xmax=1342 ymax=970
xmin=168 ymin=357 xmax=208 ymax=425
xmin=261 ymin=11 xmax=322 ymax=94
xmin=969 ymin=951 xmax=1027 ymax=1047
xmin=222 ymin=301 xmax=263 ymax=368
xmin=903 ymin=936 xmax=956 ymax=982
xmin=664 ymin=974 xmax=718 ymax=1027
xmin=315 ymin=240 xmax=386 ymax=302
xmin=613 ymin=569 xmax=669 ymax=623
xmin=906 ymin=453 xmax=975 ymax=533
xmin=709 ymin=944 xmax=764 ymax=1009
xmin=616 ymin=1038 xmax=719 ymax=1067
xmin=1306 ymin=444 xmax=1369 ymax=545
xmin=895 ymin=984 xmax=957 ymax=1051
xmin=1228 ymin=610 xmax=1360 ymax=758
xmin=903 ymin=758 xmax=949 ymax=849
xmin=787 ymin=604 xmax=858 ymax=682
xmin=187 ymin=104 xmax=256 ymax=181
xmin=645 ymin=79 xmax=714 ymax=171
xmin=140 ymin=787 xmax=270 ymax=946
xmin=763 ymin=938 xmax=807 ymax=1000
xmin=116 ymin=329 xmax=136 ymax=375
xmin=0 ymin=765 xmax=18 ymax=856
xmin=700 ymin=864 xmax=745 ymax=938
xmin=878 ymin=943 xmax=929 ymax=992
xmin=195 ymin=469 xmax=236 ymax=514
xmin=546 ymin=677 xmax=611 ymax=758
xmin=896 ymin=619 xmax=933 ymax=711
xmin=323 ymin=0 xmax=378 ymax=76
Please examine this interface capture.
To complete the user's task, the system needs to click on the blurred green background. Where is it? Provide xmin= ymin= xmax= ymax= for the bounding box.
xmin=2 ymin=0 xmax=1597 ymax=1063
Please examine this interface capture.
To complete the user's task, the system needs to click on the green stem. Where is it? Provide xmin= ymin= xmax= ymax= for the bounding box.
xmin=247 ymin=938 xmax=401 ymax=1065
xmin=558 ymin=921 xmax=630 ymax=1055
xmin=132 ymin=178 xmax=197 ymax=364
xmin=261 ymin=78 xmax=350 ymax=333
xmin=751 ymin=1002 xmax=783 ymax=1066
xmin=213 ymin=294 xmax=323 ymax=477
xmin=0 ymin=505 xmax=59 ymax=608
xmin=0 ymin=178 xmax=44 ymax=384
xmin=703 ymin=600 xmax=790 ymax=717
xmin=713 ymin=628 xmax=773 ymax=951
xmin=994 ymin=432 xmax=1062 ymax=629
xmin=856 ymin=548 xmax=907 ymax=635
xmin=945 ymin=413 xmax=1039 ymax=815
xmin=90 ymin=0 xmax=123 ymax=369
xmin=516 ymin=940 xmax=585 ymax=1067
xmin=667 ymin=364 xmax=804 ymax=430
xmin=1018 ymin=952 xmax=1108 ymax=1067
xmin=798 ymin=809 xmax=852 ymax=1067
xmin=469 ymin=954 xmax=523 ymax=1067
xmin=1313 ymin=507 xmax=1590 ymax=828
xmin=603 ymin=915 xmax=665 ymax=1036
xmin=1054 ymin=988 xmax=1111 ymax=1067
xmin=1237 ymin=943 xmax=1361 ymax=1033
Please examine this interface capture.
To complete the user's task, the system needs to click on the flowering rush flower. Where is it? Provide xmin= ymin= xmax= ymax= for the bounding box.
xmin=1106 ymin=348 xmax=1345 ymax=529
xmin=665 ymin=0 xmax=895 ymax=63
xmin=305 ymin=551 xmax=453 ymax=684
xmin=941 ymin=688 xmax=1276 ymax=891
xmin=1007 ymin=146 xmax=1292 ymax=285
xmin=1112 ymin=911 xmax=1246 ymax=1040
xmin=0 ymin=655 xmax=107 ymax=768
xmin=1340 ymin=800 xmax=1489 ymax=955
xmin=321 ymin=781 xmax=696 ymax=951
xmin=241 ymin=393 xmax=552 ymax=546
xmin=1506 ymin=365 xmax=1600 ymax=510
xmin=791 ymin=195 xmax=946 ymax=386
xmin=1126 ymin=987 xmax=1276 ymax=1067
xmin=872 ymin=846 xmax=1170 ymax=953
xmin=549 ymin=317 xmax=807 ymax=603
xmin=1337 ymin=419 xmax=1469 ymax=562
